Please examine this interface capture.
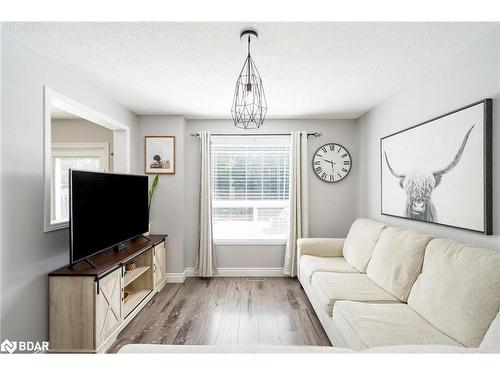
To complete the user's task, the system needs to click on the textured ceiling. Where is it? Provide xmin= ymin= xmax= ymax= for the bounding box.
xmin=4 ymin=22 xmax=497 ymax=119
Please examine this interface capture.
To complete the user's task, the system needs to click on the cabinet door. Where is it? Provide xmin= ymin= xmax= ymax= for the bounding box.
xmin=95 ymin=268 xmax=122 ymax=348
xmin=153 ymin=242 xmax=166 ymax=288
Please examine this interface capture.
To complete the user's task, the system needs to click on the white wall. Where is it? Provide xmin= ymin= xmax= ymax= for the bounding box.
xmin=52 ymin=119 xmax=114 ymax=170
xmin=184 ymin=119 xmax=358 ymax=269
xmin=0 ymin=32 xmax=139 ymax=342
xmin=356 ymin=27 xmax=500 ymax=250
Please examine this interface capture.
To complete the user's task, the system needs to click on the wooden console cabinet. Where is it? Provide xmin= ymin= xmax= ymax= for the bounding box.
xmin=49 ymin=235 xmax=167 ymax=353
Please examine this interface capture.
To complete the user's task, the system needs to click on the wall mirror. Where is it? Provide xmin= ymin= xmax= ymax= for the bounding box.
xmin=44 ymin=87 xmax=131 ymax=232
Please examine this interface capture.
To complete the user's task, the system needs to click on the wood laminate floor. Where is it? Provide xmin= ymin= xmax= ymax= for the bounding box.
xmin=108 ymin=277 xmax=331 ymax=352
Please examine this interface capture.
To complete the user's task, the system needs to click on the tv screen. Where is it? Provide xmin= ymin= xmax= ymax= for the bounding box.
xmin=69 ymin=170 xmax=149 ymax=265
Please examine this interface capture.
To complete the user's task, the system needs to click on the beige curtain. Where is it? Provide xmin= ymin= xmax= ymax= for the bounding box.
xmin=197 ymin=131 xmax=216 ymax=277
xmin=283 ymin=131 xmax=309 ymax=277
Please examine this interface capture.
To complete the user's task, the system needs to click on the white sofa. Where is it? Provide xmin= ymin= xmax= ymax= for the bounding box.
xmin=298 ymin=218 xmax=500 ymax=353
xmin=118 ymin=344 xmax=485 ymax=353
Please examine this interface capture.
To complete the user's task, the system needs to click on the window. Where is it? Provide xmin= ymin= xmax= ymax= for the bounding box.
xmin=211 ymin=136 xmax=290 ymax=242
xmin=51 ymin=143 xmax=109 ymax=224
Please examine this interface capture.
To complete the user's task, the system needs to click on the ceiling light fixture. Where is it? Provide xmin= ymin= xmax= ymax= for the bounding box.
xmin=231 ymin=29 xmax=267 ymax=129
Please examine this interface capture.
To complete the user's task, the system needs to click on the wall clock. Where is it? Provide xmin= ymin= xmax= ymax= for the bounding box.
xmin=312 ymin=143 xmax=352 ymax=183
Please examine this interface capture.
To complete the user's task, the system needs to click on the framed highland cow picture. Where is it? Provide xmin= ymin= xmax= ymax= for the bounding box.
xmin=380 ymin=99 xmax=492 ymax=234
xmin=145 ymin=136 xmax=176 ymax=174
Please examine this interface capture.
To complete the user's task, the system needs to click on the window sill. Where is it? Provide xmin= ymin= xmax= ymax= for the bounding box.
xmin=214 ymin=240 xmax=287 ymax=246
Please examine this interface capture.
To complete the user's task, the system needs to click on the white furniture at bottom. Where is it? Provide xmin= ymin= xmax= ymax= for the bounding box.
xmin=117 ymin=344 xmax=485 ymax=353
xmin=49 ymin=235 xmax=167 ymax=353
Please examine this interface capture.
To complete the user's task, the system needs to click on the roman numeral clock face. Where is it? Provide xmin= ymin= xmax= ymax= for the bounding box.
xmin=312 ymin=143 xmax=352 ymax=183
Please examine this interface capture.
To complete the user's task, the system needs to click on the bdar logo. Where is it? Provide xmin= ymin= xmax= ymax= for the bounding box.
xmin=1 ymin=339 xmax=17 ymax=354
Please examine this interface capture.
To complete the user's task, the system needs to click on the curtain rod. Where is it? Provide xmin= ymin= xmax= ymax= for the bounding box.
xmin=190 ymin=132 xmax=322 ymax=137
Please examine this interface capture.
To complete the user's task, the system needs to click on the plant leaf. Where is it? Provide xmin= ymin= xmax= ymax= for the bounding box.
xmin=148 ymin=174 xmax=160 ymax=212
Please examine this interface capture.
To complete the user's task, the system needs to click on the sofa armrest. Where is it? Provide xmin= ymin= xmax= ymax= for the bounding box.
xmin=297 ymin=238 xmax=345 ymax=258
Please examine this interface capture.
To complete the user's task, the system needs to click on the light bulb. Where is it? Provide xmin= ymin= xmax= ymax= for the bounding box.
xmin=244 ymin=83 xmax=253 ymax=102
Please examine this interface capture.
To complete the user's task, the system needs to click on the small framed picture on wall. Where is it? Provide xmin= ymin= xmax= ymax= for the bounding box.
xmin=145 ymin=136 xmax=176 ymax=174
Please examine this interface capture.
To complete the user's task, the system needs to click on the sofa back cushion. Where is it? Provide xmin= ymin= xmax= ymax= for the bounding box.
xmin=408 ymin=238 xmax=500 ymax=347
xmin=479 ymin=310 xmax=499 ymax=353
xmin=367 ymin=227 xmax=432 ymax=301
xmin=343 ymin=218 xmax=387 ymax=272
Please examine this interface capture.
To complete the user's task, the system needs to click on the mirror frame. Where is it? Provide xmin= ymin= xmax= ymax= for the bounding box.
xmin=43 ymin=87 xmax=132 ymax=232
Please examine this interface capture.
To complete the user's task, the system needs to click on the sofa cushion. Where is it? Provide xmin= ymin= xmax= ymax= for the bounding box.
xmin=297 ymin=238 xmax=345 ymax=258
xmin=367 ymin=227 xmax=432 ymax=301
xmin=332 ymin=301 xmax=463 ymax=351
xmin=342 ymin=218 xmax=387 ymax=272
xmin=407 ymin=238 xmax=500 ymax=347
xmin=311 ymin=272 xmax=399 ymax=316
xmin=299 ymin=255 xmax=358 ymax=283
xmin=479 ymin=310 xmax=500 ymax=353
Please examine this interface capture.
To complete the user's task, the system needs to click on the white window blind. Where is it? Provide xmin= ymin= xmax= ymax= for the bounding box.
xmin=211 ymin=136 xmax=290 ymax=242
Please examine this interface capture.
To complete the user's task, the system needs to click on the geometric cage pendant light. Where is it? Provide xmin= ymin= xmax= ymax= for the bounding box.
xmin=231 ymin=29 xmax=267 ymax=129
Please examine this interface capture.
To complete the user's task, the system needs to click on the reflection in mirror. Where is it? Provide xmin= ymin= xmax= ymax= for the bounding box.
xmin=49 ymin=106 xmax=113 ymax=226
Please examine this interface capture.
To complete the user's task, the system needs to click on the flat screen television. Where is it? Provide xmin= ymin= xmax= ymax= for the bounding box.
xmin=69 ymin=170 xmax=149 ymax=265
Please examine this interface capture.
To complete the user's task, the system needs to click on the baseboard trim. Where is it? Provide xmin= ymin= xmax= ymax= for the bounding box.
xmin=165 ymin=269 xmax=188 ymax=283
xmin=171 ymin=267 xmax=285 ymax=278
xmin=216 ymin=267 xmax=285 ymax=277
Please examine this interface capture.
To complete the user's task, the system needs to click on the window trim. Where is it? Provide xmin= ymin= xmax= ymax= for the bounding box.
xmin=213 ymin=239 xmax=288 ymax=246
xmin=210 ymin=136 xmax=291 ymax=243
xmin=51 ymin=142 xmax=109 ymax=170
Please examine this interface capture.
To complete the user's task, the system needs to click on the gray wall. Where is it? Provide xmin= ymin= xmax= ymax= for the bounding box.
xmin=141 ymin=118 xmax=358 ymax=272
xmin=0 ymin=23 xmax=3 ymax=341
xmin=184 ymin=119 xmax=358 ymax=269
xmin=138 ymin=116 xmax=357 ymax=273
xmin=0 ymin=32 xmax=138 ymax=342
xmin=356 ymin=27 xmax=500 ymax=250
xmin=52 ymin=119 xmax=114 ymax=170
xmin=136 ymin=116 xmax=187 ymax=273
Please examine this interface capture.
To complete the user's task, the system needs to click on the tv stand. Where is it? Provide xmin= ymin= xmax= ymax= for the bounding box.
xmin=115 ymin=235 xmax=150 ymax=251
xmin=49 ymin=234 xmax=168 ymax=353
xmin=116 ymin=241 xmax=129 ymax=251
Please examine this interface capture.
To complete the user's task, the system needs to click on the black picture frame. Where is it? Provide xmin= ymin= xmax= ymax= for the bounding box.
xmin=379 ymin=99 xmax=492 ymax=235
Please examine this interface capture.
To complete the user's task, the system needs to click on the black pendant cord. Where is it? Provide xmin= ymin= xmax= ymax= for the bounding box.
xmin=247 ymin=36 xmax=251 ymax=86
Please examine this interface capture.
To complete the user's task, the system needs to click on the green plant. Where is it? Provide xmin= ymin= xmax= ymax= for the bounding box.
xmin=148 ymin=174 xmax=159 ymax=220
